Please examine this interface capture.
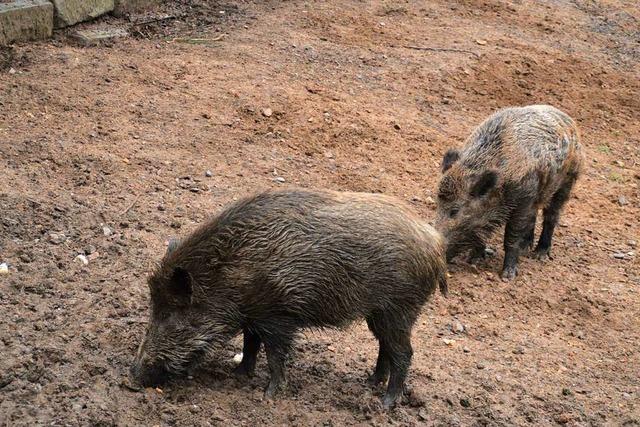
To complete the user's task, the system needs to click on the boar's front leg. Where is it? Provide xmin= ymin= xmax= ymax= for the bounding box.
xmin=233 ymin=328 xmax=262 ymax=377
xmin=502 ymin=203 xmax=536 ymax=280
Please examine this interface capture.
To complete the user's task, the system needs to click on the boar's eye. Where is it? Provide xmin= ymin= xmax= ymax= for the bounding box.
xmin=449 ymin=207 xmax=460 ymax=218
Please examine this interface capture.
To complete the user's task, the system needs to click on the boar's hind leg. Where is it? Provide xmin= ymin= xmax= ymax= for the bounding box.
xmin=233 ymin=328 xmax=262 ymax=377
xmin=263 ymin=328 xmax=294 ymax=399
xmin=534 ymin=175 xmax=577 ymax=260
xmin=366 ymin=316 xmax=390 ymax=386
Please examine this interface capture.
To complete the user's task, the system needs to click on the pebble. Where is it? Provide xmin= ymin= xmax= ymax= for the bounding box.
xmin=613 ymin=252 xmax=626 ymax=259
xmin=562 ymin=388 xmax=572 ymax=396
xmin=205 ymin=170 xmax=213 ymax=177
xmin=102 ymin=226 xmax=113 ymax=237
xmin=274 ymin=177 xmax=286 ymax=183
xmin=442 ymin=338 xmax=455 ymax=346
xmin=85 ymin=245 xmax=97 ymax=255
xmin=453 ymin=321 xmax=465 ymax=333
xmin=48 ymin=232 xmax=67 ymax=245
xmin=476 ymin=362 xmax=486 ymax=370
xmin=463 ymin=346 xmax=471 ymax=353
xmin=0 ymin=263 xmax=8 ymax=275
xmin=628 ymin=240 xmax=637 ymax=248
xmin=9 ymin=68 xmax=16 ymax=75
xmin=233 ymin=353 xmax=243 ymax=364
xmin=618 ymin=195 xmax=628 ymax=206
xmin=555 ymin=413 xmax=571 ymax=424
xmin=476 ymin=39 xmax=487 ymax=45
xmin=460 ymin=398 xmax=471 ymax=408
xmin=75 ymin=255 xmax=89 ymax=265
xmin=513 ymin=347 xmax=525 ymax=355
xmin=262 ymin=108 xmax=273 ymax=117
xmin=418 ymin=408 xmax=428 ymax=421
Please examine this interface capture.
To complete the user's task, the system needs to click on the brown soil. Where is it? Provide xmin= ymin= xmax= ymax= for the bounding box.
xmin=1 ymin=1 xmax=639 ymax=426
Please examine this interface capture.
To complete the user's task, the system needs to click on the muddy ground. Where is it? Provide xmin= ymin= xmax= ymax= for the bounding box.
xmin=0 ymin=0 xmax=639 ymax=425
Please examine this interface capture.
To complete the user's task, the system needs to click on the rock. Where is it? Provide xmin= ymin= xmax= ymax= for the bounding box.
xmin=475 ymin=39 xmax=487 ymax=45
xmin=453 ymin=321 xmax=465 ymax=333
xmin=85 ymin=245 xmax=97 ymax=255
xmin=629 ymin=240 xmax=637 ymax=248
xmin=613 ymin=252 xmax=625 ymax=259
xmin=562 ymin=388 xmax=572 ymax=396
xmin=618 ymin=195 xmax=628 ymax=206
xmin=102 ymin=226 xmax=113 ymax=237
xmin=232 ymin=353 xmax=243 ymax=364
xmin=476 ymin=361 xmax=486 ymax=370
xmin=555 ymin=413 xmax=571 ymax=424
xmin=48 ymin=232 xmax=67 ymax=245
xmin=513 ymin=347 xmax=525 ymax=355
xmin=0 ymin=263 xmax=9 ymax=275
xmin=73 ymin=28 xmax=128 ymax=46
xmin=274 ymin=177 xmax=285 ymax=183
xmin=0 ymin=0 xmax=54 ymax=45
xmin=8 ymin=67 xmax=16 ymax=74
xmin=75 ymin=254 xmax=89 ymax=265
xmin=205 ymin=170 xmax=213 ymax=177
xmin=463 ymin=346 xmax=471 ymax=353
xmin=460 ymin=398 xmax=471 ymax=408
xmin=261 ymin=108 xmax=273 ymax=117
xmin=418 ymin=408 xmax=428 ymax=421
xmin=442 ymin=338 xmax=455 ymax=346
xmin=50 ymin=0 xmax=115 ymax=28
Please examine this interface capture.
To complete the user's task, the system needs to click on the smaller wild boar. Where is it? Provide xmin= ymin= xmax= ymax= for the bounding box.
xmin=130 ymin=189 xmax=447 ymax=408
xmin=436 ymin=105 xmax=583 ymax=280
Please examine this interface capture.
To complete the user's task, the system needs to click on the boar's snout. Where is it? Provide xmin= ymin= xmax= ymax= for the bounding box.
xmin=129 ymin=358 xmax=169 ymax=388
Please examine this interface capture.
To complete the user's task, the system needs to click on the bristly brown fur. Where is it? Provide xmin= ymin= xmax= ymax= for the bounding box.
xmin=132 ymin=188 xmax=447 ymax=408
xmin=435 ymin=105 xmax=584 ymax=279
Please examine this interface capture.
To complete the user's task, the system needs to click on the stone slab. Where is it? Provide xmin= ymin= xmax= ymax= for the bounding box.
xmin=50 ymin=0 xmax=114 ymax=28
xmin=0 ymin=0 xmax=53 ymax=45
xmin=73 ymin=27 xmax=127 ymax=45
xmin=113 ymin=0 xmax=158 ymax=16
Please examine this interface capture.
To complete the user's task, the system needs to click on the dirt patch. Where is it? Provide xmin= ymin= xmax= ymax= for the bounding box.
xmin=0 ymin=0 xmax=639 ymax=425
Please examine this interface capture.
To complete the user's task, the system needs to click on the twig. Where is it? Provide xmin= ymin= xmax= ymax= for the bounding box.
xmin=172 ymin=34 xmax=226 ymax=44
xmin=402 ymin=45 xmax=480 ymax=58
xmin=121 ymin=195 xmax=141 ymax=215
xmin=130 ymin=15 xmax=178 ymax=27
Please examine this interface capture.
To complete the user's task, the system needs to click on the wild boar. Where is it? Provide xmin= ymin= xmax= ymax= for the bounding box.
xmin=131 ymin=189 xmax=447 ymax=408
xmin=436 ymin=105 xmax=583 ymax=279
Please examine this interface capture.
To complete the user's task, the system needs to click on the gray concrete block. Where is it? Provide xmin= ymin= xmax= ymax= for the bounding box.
xmin=73 ymin=27 xmax=127 ymax=45
xmin=0 ymin=0 xmax=54 ymax=45
xmin=50 ymin=0 xmax=114 ymax=28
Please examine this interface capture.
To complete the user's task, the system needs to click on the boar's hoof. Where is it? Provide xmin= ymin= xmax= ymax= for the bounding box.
xmin=232 ymin=364 xmax=255 ymax=378
xmin=532 ymin=248 xmax=551 ymax=261
xmin=382 ymin=392 xmax=401 ymax=410
xmin=264 ymin=378 xmax=287 ymax=399
xmin=366 ymin=372 xmax=388 ymax=387
xmin=500 ymin=266 xmax=518 ymax=281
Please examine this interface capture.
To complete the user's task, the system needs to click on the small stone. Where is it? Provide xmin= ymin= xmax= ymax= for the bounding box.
xmin=412 ymin=195 xmax=422 ymax=202
xmin=442 ymin=338 xmax=455 ymax=346
xmin=393 ymin=123 xmax=401 ymax=130
xmin=629 ymin=240 xmax=637 ymax=248
xmin=476 ymin=362 xmax=486 ymax=370
xmin=274 ymin=177 xmax=286 ymax=183
xmin=513 ymin=347 xmax=525 ymax=355
xmin=157 ymin=205 xmax=166 ymax=212
xmin=460 ymin=398 xmax=471 ymax=408
xmin=8 ymin=68 xmax=16 ymax=75
xmin=102 ymin=226 xmax=113 ymax=237
xmin=75 ymin=254 xmax=89 ymax=265
xmin=555 ymin=413 xmax=571 ymax=424
xmin=476 ymin=39 xmax=487 ymax=45
xmin=48 ymin=232 xmax=67 ymax=244
xmin=0 ymin=263 xmax=9 ymax=275
xmin=327 ymin=345 xmax=336 ymax=352
xmin=85 ymin=245 xmax=97 ymax=255
xmin=205 ymin=170 xmax=213 ymax=177
xmin=233 ymin=353 xmax=243 ymax=364
xmin=618 ymin=195 xmax=628 ymax=206
xmin=418 ymin=408 xmax=428 ymax=421
xmin=463 ymin=346 xmax=471 ymax=353
xmin=425 ymin=196 xmax=435 ymax=205
xmin=453 ymin=321 xmax=465 ymax=333
xmin=562 ymin=388 xmax=572 ymax=396
xmin=262 ymin=108 xmax=273 ymax=117
xmin=613 ymin=252 xmax=625 ymax=259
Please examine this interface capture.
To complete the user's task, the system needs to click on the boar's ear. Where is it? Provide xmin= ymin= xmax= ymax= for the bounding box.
xmin=470 ymin=170 xmax=498 ymax=198
xmin=442 ymin=149 xmax=460 ymax=173
xmin=168 ymin=267 xmax=193 ymax=303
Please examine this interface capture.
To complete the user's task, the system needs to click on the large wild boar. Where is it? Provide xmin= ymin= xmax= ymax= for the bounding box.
xmin=435 ymin=105 xmax=583 ymax=280
xmin=130 ymin=189 xmax=447 ymax=408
